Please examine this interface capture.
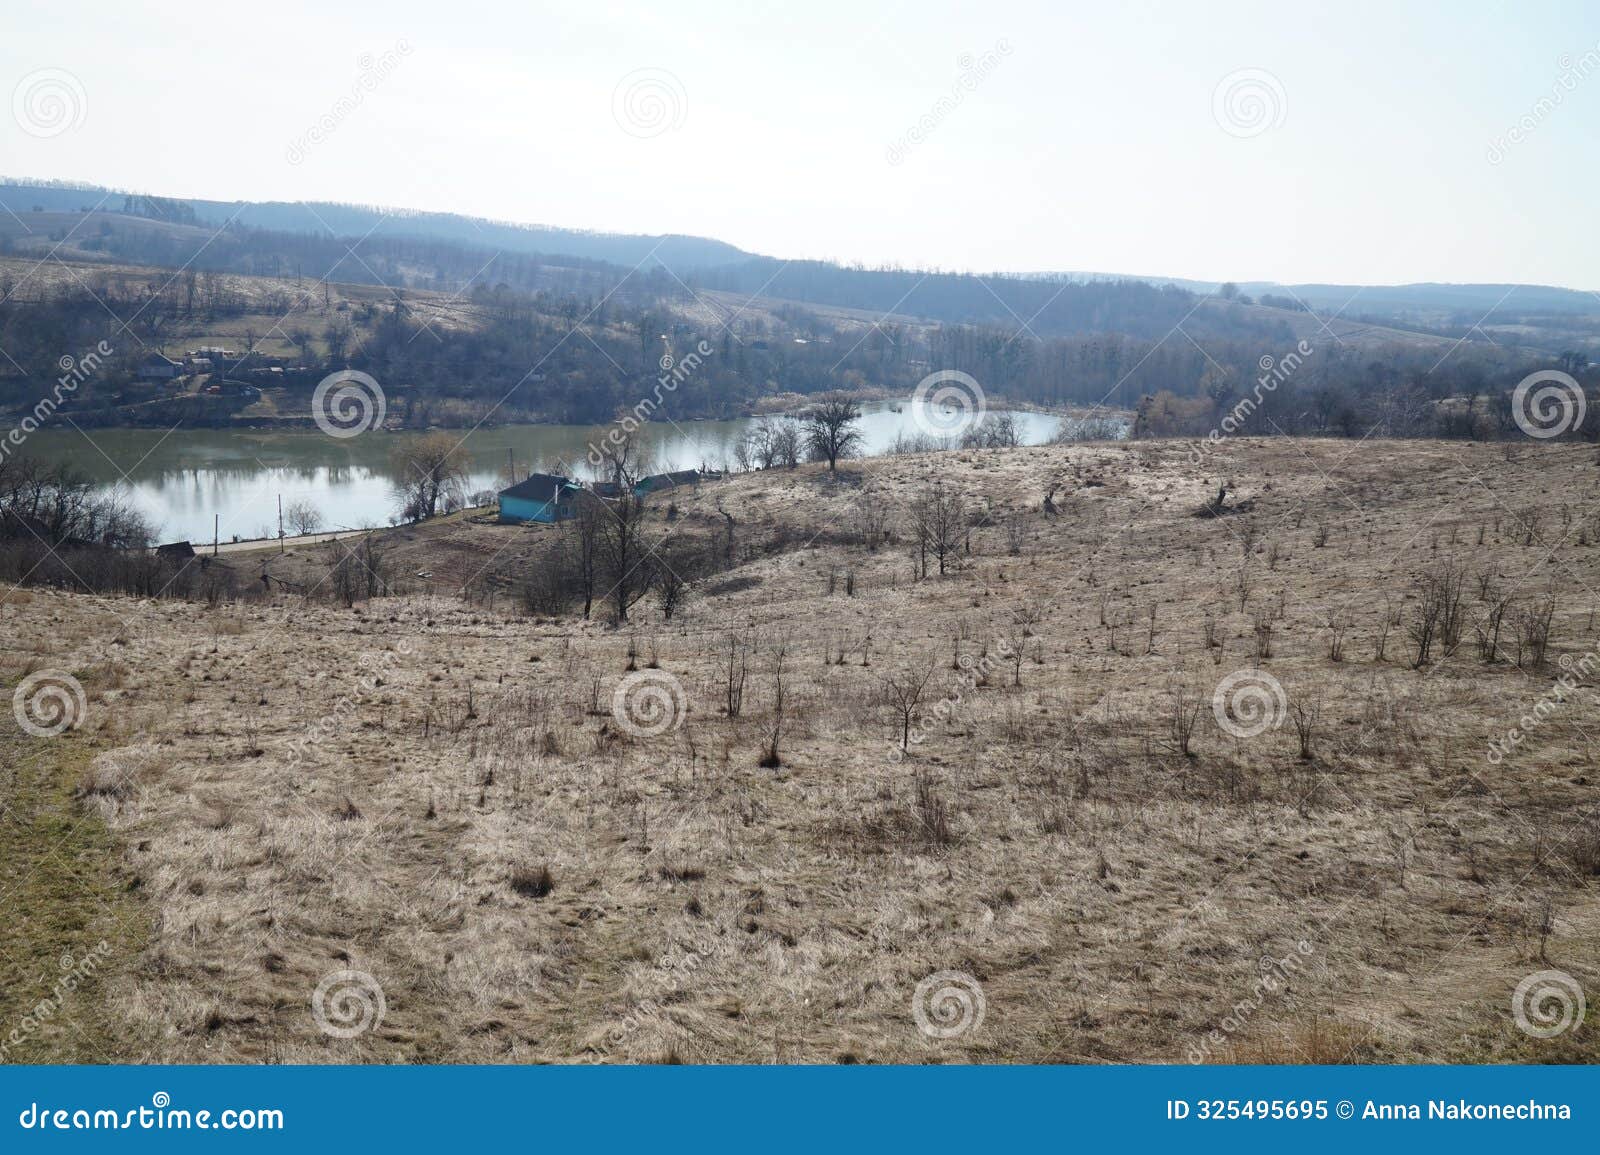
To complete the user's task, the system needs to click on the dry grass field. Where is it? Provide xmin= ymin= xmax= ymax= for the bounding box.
xmin=2 ymin=436 xmax=1597 ymax=1064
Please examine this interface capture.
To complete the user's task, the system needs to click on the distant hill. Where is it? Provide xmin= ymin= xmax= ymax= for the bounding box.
xmin=1057 ymin=270 xmax=1600 ymax=317
xmin=3 ymin=178 xmax=1590 ymax=357
xmin=0 ymin=179 xmax=753 ymax=271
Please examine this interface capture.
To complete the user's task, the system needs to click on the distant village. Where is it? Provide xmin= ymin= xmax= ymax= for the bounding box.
xmin=133 ymin=345 xmax=298 ymax=401
xmin=495 ymin=467 xmax=718 ymax=524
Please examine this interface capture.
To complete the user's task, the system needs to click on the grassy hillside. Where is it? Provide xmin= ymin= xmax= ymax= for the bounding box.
xmin=5 ymin=437 xmax=1597 ymax=1062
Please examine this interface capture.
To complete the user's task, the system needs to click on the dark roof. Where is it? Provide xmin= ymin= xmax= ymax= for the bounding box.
xmin=639 ymin=469 xmax=704 ymax=489
xmin=499 ymin=473 xmax=578 ymax=502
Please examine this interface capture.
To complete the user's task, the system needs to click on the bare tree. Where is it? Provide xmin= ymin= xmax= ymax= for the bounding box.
xmin=599 ymin=490 xmax=656 ymax=624
xmin=284 ymin=499 xmax=324 ymax=536
xmin=594 ymin=424 xmax=651 ymax=490
xmin=724 ymin=631 xmax=752 ymax=718
xmin=562 ymin=498 xmax=603 ymax=619
xmin=761 ymin=636 xmax=790 ymax=768
xmin=715 ymin=496 xmax=736 ymax=563
xmin=879 ymin=662 xmax=937 ymax=755
xmin=1409 ymin=560 xmax=1465 ymax=666
xmin=801 ymin=391 xmax=864 ymax=472
xmin=769 ymin=418 xmax=802 ymax=469
xmin=909 ymin=481 xmax=965 ymax=577
xmin=390 ymin=433 xmax=470 ymax=522
xmin=655 ymin=551 xmax=688 ymax=621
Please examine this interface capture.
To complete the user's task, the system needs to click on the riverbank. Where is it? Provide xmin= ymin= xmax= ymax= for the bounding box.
xmin=11 ymin=401 xmax=1104 ymax=544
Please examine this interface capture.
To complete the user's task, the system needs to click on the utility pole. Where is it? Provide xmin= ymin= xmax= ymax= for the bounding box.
xmin=213 ymin=514 xmax=219 ymax=557
xmin=506 ymin=446 xmax=515 ymax=485
xmin=278 ymin=494 xmax=285 ymax=552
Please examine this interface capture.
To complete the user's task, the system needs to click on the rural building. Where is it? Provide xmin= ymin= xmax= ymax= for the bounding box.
xmin=137 ymin=353 xmax=184 ymax=380
xmin=498 ymin=473 xmax=584 ymax=523
xmin=634 ymin=469 xmax=716 ymax=497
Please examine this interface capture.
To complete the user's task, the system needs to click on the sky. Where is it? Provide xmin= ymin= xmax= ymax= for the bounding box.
xmin=3 ymin=0 xmax=1598 ymax=288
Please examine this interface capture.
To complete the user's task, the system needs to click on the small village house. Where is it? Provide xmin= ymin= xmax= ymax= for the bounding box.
xmin=634 ymin=468 xmax=717 ymax=497
xmin=137 ymin=353 xmax=184 ymax=380
xmin=497 ymin=473 xmax=584 ymax=524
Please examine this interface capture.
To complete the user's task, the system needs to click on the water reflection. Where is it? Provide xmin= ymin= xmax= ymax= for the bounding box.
xmin=21 ymin=401 xmax=1119 ymax=543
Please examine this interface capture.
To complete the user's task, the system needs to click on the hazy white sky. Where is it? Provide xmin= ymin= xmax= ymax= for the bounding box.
xmin=4 ymin=0 xmax=1597 ymax=287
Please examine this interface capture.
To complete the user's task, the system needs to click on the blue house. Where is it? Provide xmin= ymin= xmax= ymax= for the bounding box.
xmin=498 ymin=473 xmax=583 ymax=524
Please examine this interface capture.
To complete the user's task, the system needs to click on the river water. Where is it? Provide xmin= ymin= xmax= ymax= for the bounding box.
xmin=17 ymin=400 xmax=1110 ymax=544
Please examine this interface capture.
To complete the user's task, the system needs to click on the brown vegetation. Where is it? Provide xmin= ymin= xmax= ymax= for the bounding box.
xmin=3 ymin=437 xmax=1598 ymax=1064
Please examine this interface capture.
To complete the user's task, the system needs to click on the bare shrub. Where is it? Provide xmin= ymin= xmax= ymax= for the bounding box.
xmin=510 ymin=862 xmax=555 ymax=899
xmin=1515 ymin=598 xmax=1555 ymax=669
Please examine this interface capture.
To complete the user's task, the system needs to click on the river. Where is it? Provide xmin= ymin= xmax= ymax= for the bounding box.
xmin=16 ymin=400 xmax=1115 ymax=544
